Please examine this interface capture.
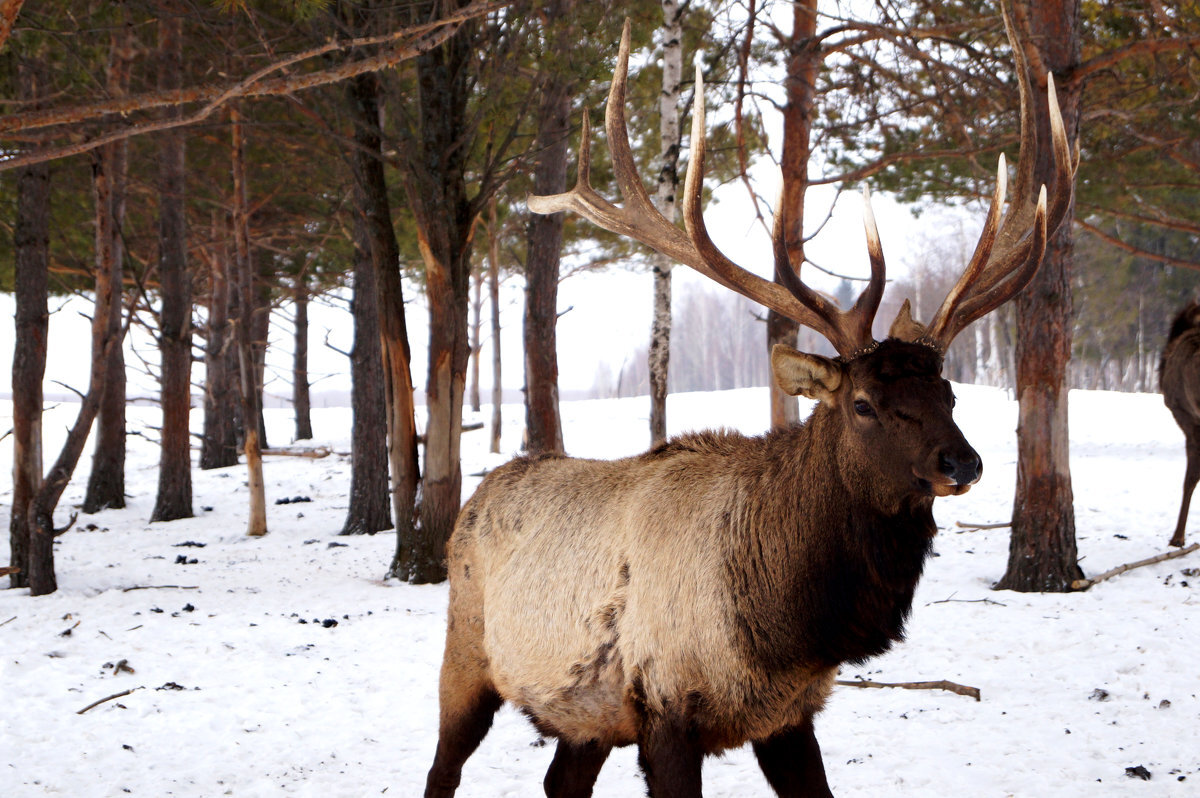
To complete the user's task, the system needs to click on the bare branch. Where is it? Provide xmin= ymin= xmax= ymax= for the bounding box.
xmin=1075 ymin=35 xmax=1200 ymax=84
xmin=77 ymin=688 xmax=140 ymax=715
xmin=1076 ymin=218 xmax=1200 ymax=271
xmin=836 ymin=678 xmax=981 ymax=701
xmin=0 ymin=0 xmax=508 ymax=172
xmin=1071 ymin=542 xmax=1200 ymax=591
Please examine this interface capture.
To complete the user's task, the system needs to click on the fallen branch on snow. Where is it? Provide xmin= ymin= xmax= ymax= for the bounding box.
xmin=262 ymin=446 xmax=332 ymax=459
xmin=77 ymin=687 xmax=140 ymax=715
xmin=121 ymin=584 xmax=199 ymax=593
xmin=954 ymin=520 xmax=1011 ymax=531
xmin=836 ymin=678 xmax=981 ymax=702
xmin=1070 ymin=542 xmax=1200 ymax=591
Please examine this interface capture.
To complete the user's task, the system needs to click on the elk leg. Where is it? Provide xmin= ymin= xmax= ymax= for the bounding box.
xmin=1171 ymin=435 xmax=1200 ymax=547
xmin=636 ymin=715 xmax=703 ymax=797
xmin=752 ymin=716 xmax=833 ymax=798
xmin=423 ymin=679 xmax=502 ymax=798
xmin=543 ymin=738 xmax=611 ymax=798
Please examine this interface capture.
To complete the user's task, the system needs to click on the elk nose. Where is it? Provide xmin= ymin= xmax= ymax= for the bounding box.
xmin=938 ymin=449 xmax=982 ymax=485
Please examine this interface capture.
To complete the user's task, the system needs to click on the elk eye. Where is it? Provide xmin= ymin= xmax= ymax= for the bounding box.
xmin=853 ymin=399 xmax=876 ymax=418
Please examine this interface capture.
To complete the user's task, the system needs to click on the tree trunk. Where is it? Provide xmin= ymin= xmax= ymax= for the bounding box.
xmin=488 ymin=198 xmax=502 ymax=455
xmin=400 ymin=9 xmax=476 ymax=582
xmin=150 ymin=14 xmax=193 ymax=523
xmin=8 ymin=57 xmax=49 ymax=589
xmin=27 ymin=148 xmax=125 ymax=595
xmin=343 ymin=69 xmax=420 ymax=572
xmin=292 ymin=274 xmax=314 ymax=440
xmin=996 ymin=0 xmax=1083 ymax=592
xmin=648 ymin=0 xmax=683 ymax=447
xmin=252 ymin=251 xmax=272 ymax=450
xmin=231 ymin=107 xmax=267 ymax=537
xmin=83 ymin=19 xmax=132 ymax=514
xmin=469 ymin=268 xmax=483 ymax=414
xmin=200 ymin=212 xmax=240 ymax=469
xmin=342 ymin=207 xmax=393 ymax=535
xmin=768 ymin=0 xmax=819 ymax=430
xmin=523 ymin=0 xmax=575 ymax=457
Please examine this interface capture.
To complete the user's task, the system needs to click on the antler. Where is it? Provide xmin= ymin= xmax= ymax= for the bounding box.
xmin=901 ymin=5 xmax=1077 ymax=351
xmin=528 ymin=19 xmax=886 ymax=358
xmin=529 ymin=10 xmax=1074 ymax=359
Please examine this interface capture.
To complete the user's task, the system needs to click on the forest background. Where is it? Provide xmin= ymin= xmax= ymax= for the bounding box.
xmin=3 ymin=0 xmax=1200 ymax=595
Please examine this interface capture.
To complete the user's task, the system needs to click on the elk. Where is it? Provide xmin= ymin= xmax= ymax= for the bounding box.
xmin=424 ymin=16 xmax=1073 ymax=798
xmin=1161 ymin=299 xmax=1200 ymax=548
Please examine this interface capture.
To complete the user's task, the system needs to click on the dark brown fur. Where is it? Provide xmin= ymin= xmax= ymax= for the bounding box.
xmin=424 ymin=340 xmax=982 ymax=797
xmin=1161 ymin=299 xmax=1200 ymax=547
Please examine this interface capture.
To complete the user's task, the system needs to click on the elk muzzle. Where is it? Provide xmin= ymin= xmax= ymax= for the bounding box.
xmin=926 ymin=444 xmax=982 ymax=497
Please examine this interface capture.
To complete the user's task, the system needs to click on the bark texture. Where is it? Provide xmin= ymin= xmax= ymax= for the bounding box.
xmin=292 ymin=275 xmax=314 ymax=441
xmin=342 ymin=209 xmax=393 ymax=536
xmin=648 ymin=0 xmax=683 ymax=446
xmin=522 ymin=0 xmax=575 ymax=457
xmin=768 ymin=0 xmax=819 ymax=430
xmin=996 ymin=0 xmax=1084 ymax=592
xmin=344 ymin=69 xmax=419 ymax=569
xmin=8 ymin=58 xmax=49 ymax=589
xmin=83 ymin=22 xmax=133 ymax=514
xmin=150 ymin=14 xmax=193 ymax=523
xmin=200 ymin=213 xmax=240 ymax=469
xmin=488 ymin=205 xmax=503 ymax=455
xmin=231 ymin=108 xmax=267 ymax=537
xmin=26 ymin=147 xmax=125 ymax=594
xmin=397 ymin=3 xmax=477 ymax=583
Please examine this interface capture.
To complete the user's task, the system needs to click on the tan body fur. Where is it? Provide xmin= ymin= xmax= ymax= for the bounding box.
xmin=448 ymin=433 xmax=841 ymax=751
xmin=427 ymin=341 xmax=965 ymax=798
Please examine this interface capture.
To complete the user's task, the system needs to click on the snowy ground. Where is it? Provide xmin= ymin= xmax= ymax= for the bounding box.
xmin=2 ymin=384 xmax=1198 ymax=797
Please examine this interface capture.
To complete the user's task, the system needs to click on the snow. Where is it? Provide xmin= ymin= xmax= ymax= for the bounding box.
xmin=2 ymin=384 xmax=1198 ymax=796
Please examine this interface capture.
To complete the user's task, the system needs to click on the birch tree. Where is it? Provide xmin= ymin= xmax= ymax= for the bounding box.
xmin=648 ymin=0 xmax=685 ymax=446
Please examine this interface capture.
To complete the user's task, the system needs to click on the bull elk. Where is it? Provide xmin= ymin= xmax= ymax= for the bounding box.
xmin=424 ymin=15 xmax=1074 ymax=798
xmin=1161 ymin=299 xmax=1200 ymax=548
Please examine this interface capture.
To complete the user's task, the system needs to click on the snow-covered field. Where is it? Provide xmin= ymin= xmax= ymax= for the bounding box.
xmin=2 ymin=384 xmax=1198 ymax=797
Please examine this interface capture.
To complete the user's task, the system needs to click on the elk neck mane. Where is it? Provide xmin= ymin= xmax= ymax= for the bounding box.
xmin=641 ymin=379 xmax=936 ymax=674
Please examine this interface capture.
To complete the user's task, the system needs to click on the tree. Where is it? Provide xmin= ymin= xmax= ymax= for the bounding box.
xmin=522 ymin=0 xmax=576 ymax=456
xmin=292 ymin=271 xmax=314 ymax=440
xmin=150 ymin=10 xmax=193 ymax=524
xmin=647 ymin=0 xmax=684 ymax=446
xmin=992 ymin=0 xmax=1085 ymax=592
xmin=388 ymin=0 xmax=546 ymax=582
xmin=7 ymin=55 xmax=50 ymax=588
xmin=199 ymin=211 xmax=240 ymax=470
xmin=82 ymin=11 xmax=133 ymax=513
xmin=343 ymin=61 xmax=407 ymax=538
xmin=486 ymin=198 xmax=504 ymax=454
xmin=231 ymin=106 xmax=267 ymax=537
xmin=24 ymin=143 xmax=127 ymax=595
xmin=766 ymin=0 xmax=821 ymax=430
xmin=342 ymin=196 xmax=393 ymax=536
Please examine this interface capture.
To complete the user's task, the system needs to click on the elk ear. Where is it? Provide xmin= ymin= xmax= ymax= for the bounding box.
xmin=888 ymin=299 xmax=928 ymax=342
xmin=771 ymin=344 xmax=842 ymax=405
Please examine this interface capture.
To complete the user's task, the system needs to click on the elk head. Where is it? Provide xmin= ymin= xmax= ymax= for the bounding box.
xmin=529 ymin=15 xmax=1075 ymax=505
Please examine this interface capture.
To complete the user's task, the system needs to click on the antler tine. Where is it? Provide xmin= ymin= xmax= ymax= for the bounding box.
xmin=605 ymin=20 xmax=666 ymax=221
xmin=919 ymin=3 xmax=1075 ymax=351
xmin=530 ymin=20 xmax=835 ymax=337
xmin=767 ymin=185 xmax=850 ymax=352
xmin=769 ymin=185 xmax=887 ymax=355
xmin=852 ymin=186 xmax=887 ymax=344
xmin=924 ymin=155 xmax=1007 ymax=341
